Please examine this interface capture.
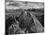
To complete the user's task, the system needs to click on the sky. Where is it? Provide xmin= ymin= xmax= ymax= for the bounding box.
xmin=5 ymin=0 xmax=44 ymax=2
xmin=5 ymin=0 xmax=44 ymax=10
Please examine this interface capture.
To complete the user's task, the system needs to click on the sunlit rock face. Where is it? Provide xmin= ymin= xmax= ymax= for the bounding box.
xmin=6 ymin=8 xmax=44 ymax=34
xmin=15 ymin=12 xmax=34 ymax=33
xmin=5 ymin=9 xmax=44 ymax=34
xmin=6 ymin=12 xmax=34 ymax=34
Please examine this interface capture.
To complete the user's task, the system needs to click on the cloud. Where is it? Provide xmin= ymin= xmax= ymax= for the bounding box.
xmin=6 ymin=1 xmax=44 ymax=10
